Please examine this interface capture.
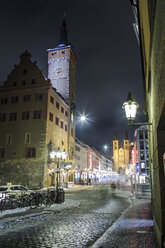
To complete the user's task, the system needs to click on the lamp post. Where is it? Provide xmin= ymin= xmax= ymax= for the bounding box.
xmin=122 ymin=92 xmax=152 ymax=126
xmin=49 ymin=147 xmax=67 ymax=191
xmin=122 ymin=92 xmax=152 ymax=197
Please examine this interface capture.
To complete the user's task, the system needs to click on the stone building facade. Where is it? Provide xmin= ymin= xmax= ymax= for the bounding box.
xmin=113 ymin=131 xmax=129 ymax=172
xmin=0 ymin=21 xmax=76 ymax=189
xmin=130 ymin=0 xmax=165 ymax=246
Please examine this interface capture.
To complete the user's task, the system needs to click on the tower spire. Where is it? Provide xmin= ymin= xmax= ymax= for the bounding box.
xmin=124 ymin=130 xmax=129 ymax=140
xmin=58 ymin=20 xmax=68 ymax=46
xmin=114 ymin=130 xmax=118 ymax=140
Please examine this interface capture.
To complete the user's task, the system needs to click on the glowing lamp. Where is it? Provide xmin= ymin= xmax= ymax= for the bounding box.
xmin=56 ymin=147 xmax=62 ymax=159
xmin=61 ymin=149 xmax=67 ymax=160
xmin=49 ymin=151 xmax=56 ymax=159
xmin=122 ymin=92 xmax=139 ymax=123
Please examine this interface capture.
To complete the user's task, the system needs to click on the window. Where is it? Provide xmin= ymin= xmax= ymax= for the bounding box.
xmin=140 ymin=152 xmax=145 ymax=160
xmin=141 ymin=162 xmax=145 ymax=169
xmin=23 ymin=69 xmax=27 ymax=74
xmin=62 ymin=51 xmax=66 ymax=54
xmin=49 ymin=112 xmax=53 ymax=122
xmin=33 ymin=110 xmax=42 ymax=119
xmin=25 ymin=133 xmax=31 ymax=144
xmin=50 ymin=96 xmax=54 ymax=104
xmin=65 ymin=124 xmax=67 ymax=131
xmin=26 ymin=147 xmax=36 ymax=158
xmin=56 ymin=101 xmax=59 ymax=109
xmin=1 ymin=98 xmax=8 ymax=105
xmin=23 ymin=95 xmax=31 ymax=102
xmin=22 ymin=111 xmax=30 ymax=120
xmin=0 ymin=148 xmax=5 ymax=158
xmin=75 ymin=145 xmax=80 ymax=152
xmin=140 ymin=141 xmax=144 ymax=150
xmin=52 ymin=52 xmax=56 ymax=56
xmin=6 ymin=134 xmax=12 ymax=144
xmin=13 ymin=82 xmax=17 ymax=87
xmin=71 ymin=128 xmax=73 ymax=136
xmin=139 ymin=131 xmax=143 ymax=140
xmin=55 ymin=117 xmax=59 ymax=126
xmin=0 ymin=114 xmax=6 ymax=122
xmin=61 ymin=121 xmax=63 ymax=129
xmin=35 ymin=93 xmax=43 ymax=101
xmin=11 ymin=96 xmax=18 ymax=104
xmin=31 ymin=79 xmax=36 ymax=84
xmin=61 ymin=107 xmax=64 ymax=113
xmin=145 ymin=131 xmax=148 ymax=139
xmin=65 ymin=111 xmax=68 ymax=117
xmin=22 ymin=80 xmax=26 ymax=86
xmin=10 ymin=112 xmax=17 ymax=121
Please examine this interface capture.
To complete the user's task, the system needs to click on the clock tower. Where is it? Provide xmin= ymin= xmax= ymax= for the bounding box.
xmin=47 ymin=20 xmax=77 ymax=105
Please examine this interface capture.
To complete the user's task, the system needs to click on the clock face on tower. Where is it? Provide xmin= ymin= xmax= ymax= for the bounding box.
xmin=54 ymin=67 xmax=63 ymax=77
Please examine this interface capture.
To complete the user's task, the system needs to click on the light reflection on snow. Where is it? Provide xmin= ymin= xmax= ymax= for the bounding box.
xmin=117 ymin=218 xmax=153 ymax=229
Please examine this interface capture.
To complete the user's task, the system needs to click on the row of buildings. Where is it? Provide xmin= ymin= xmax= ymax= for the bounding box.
xmin=113 ymin=128 xmax=149 ymax=185
xmin=0 ymin=21 xmax=112 ymax=189
xmin=130 ymin=0 xmax=165 ymax=246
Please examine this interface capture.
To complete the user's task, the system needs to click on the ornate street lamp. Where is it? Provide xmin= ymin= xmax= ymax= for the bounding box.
xmin=122 ymin=92 xmax=152 ymax=126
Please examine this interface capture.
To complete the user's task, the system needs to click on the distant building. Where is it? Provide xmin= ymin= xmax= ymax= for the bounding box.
xmin=75 ymin=138 xmax=112 ymax=183
xmin=0 ymin=21 xmax=76 ymax=189
xmin=134 ymin=126 xmax=149 ymax=183
xmin=113 ymin=131 xmax=129 ymax=172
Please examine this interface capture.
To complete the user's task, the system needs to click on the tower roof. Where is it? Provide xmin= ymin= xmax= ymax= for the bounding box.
xmin=58 ymin=20 xmax=68 ymax=47
xmin=124 ymin=130 xmax=129 ymax=140
xmin=114 ymin=130 xmax=118 ymax=140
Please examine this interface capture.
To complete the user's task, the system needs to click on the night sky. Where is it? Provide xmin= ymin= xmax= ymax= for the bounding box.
xmin=0 ymin=0 xmax=145 ymax=156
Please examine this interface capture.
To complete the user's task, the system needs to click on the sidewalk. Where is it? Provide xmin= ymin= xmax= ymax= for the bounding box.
xmin=91 ymin=195 xmax=160 ymax=248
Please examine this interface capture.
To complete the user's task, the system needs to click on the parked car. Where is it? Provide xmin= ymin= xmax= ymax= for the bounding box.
xmin=0 ymin=185 xmax=32 ymax=198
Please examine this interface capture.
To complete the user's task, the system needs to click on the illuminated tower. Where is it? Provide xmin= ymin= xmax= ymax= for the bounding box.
xmin=47 ymin=20 xmax=76 ymax=106
xmin=124 ymin=130 xmax=129 ymax=168
xmin=47 ymin=20 xmax=77 ymax=162
xmin=113 ymin=131 xmax=119 ymax=171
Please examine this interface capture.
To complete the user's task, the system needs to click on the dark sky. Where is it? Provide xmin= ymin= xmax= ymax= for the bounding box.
xmin=0 ymin=0 xmax=144 ymax=156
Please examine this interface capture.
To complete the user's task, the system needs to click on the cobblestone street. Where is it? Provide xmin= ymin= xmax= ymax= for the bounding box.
xmin=0 ymin=186 xmax=130 ymax=248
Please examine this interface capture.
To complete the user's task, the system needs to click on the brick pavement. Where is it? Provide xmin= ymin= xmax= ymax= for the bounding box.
xmin=91 ymin=196 xmax=160 ymax=248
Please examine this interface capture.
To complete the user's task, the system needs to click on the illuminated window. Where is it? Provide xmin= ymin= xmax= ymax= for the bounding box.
xmin=140 ymin=152 xmax=145 ymax=160
xmin=141 ymin=162 xmax=145 ymax=169
xmin=56 ymin=101 xmax=59 ymax=109
xmin=0 ymin=114 xmax=6 ymax=122
xmin=49 ymin=112 xmax=53 ymax=122
xmin=35 ymin=94 xmax=43 ymax=101
xmin=11 ymin=96 xmax=18 ymax=103
xmin=55 ymin=117 xmax=59 ymax=126
xmin=6 ymin=134 xmax=12 ymax=144
xmin=26 ymin=147 xmax=36 ymax=158
xmin=50 ymin=96 xmax=54 ymax=104
xmin=25 ymin=133 xmax=31 ymax=144
xmin=22 ymin=111 xmax=30 ymax=120
xmin=33 ymin=111 xmax=41 ymax=119
xmin=10 ymin=112 xmax=17 ymax=121
xmin=23 ymin=95 xmax=31 ymax=102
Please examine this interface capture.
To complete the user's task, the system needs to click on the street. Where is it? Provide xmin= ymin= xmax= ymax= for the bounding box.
xmin=0 ymin=186 xmax=130 ymax=248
